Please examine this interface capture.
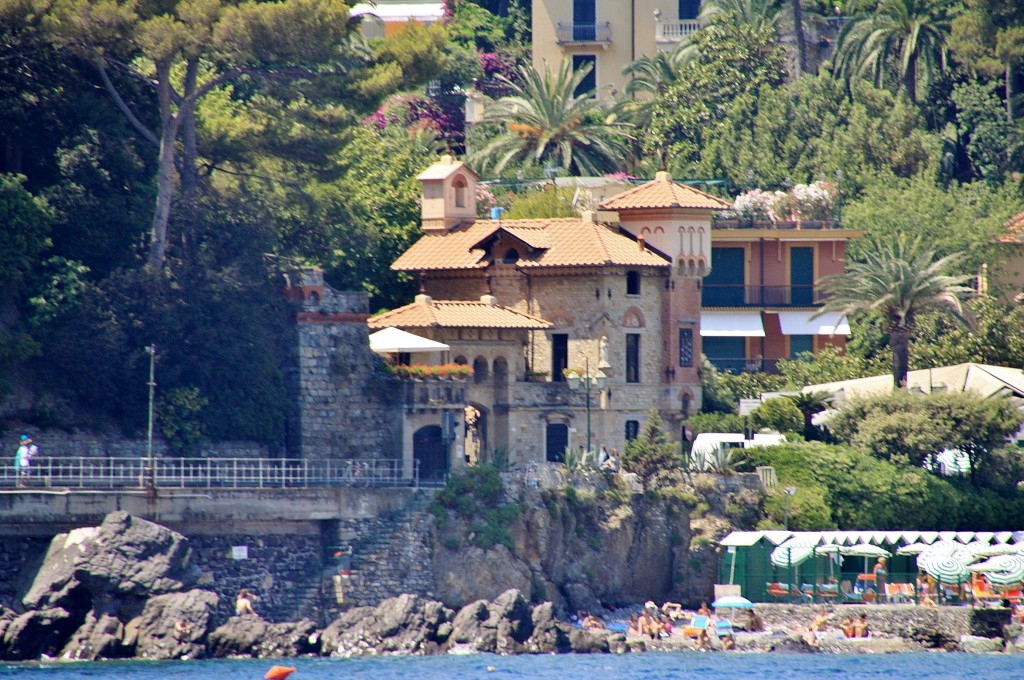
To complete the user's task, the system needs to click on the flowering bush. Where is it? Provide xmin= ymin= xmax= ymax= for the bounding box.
xmin=729 ymin=182 xmax=837 ymax=222
xmin=785 ymin=182 xmax=837 ymax=221
xmin=732 ymin=188 xmax=778 ymax=220
xmin=387 ymin=363 xmax=473 ymax=380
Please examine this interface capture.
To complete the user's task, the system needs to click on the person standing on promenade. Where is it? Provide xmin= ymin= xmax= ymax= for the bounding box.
xmin=13 ymin=435 xmax=33 ymax=488
xmin=873 ymin=557 xmax=888 ymax=603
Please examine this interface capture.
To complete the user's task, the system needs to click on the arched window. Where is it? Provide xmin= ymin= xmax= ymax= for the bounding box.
xmin=473 ymin=356 xmax=489 ymax=383
xmin=454 ymin=177 xmax=468 ymax=208
xmin=503 ymin=248 xmax=520 ymax=264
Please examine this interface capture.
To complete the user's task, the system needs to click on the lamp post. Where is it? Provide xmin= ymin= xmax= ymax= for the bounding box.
xmin=783 ymin=485 xmax=797 ymax=530
xmin=566 ymin=357 xmax=607 ymax=455
xmin=145 ymin=345 xmax=157 ymax=490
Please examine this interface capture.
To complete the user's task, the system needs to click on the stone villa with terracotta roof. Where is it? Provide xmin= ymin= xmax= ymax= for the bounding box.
xmin=371 ymin=156 xmax=861 ymax=478
xmin=371 ymin=156 xmax=730 ymax=478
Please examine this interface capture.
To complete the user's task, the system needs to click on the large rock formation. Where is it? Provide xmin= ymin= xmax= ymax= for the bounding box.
xmin=3 ymin=511 xmax=201 ymax=660
xmin=319 ymin=589 xmax=626 ymax=657
xmin=207 ymin=617 xmax=321 ymax=658
xmin=124 ymin=590 xmax=219 ymax=660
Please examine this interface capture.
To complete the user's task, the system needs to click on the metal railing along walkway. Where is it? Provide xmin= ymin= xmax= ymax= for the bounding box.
xmin=2 ymin=457 xmax=417 ymax=490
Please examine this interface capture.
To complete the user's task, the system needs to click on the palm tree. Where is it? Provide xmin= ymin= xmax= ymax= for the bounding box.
xmin=698 ymin=0 xmax=781 ymax=33
xmin=471 ymin=59 xmax=633 ymax=176
xmin=833 ymin=0 xmax=956 ymax=102
xmin=813 ymin=236 xmax=973 ymax=389
xmin=622 ymin=49 xmax=686 ymax=97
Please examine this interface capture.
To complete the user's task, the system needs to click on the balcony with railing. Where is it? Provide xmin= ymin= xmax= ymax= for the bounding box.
xmin=2 ymin=457 xmax=417 ymax=489
xmin=556 ymin=21 xmax=612 ymax=45
xmin=655 ymin=19 xmax=701 ymax=49
xmin=702 ymin=284 xmax=827 ymax=307
xmin=713 ymin=216 xmax=842 ymax=230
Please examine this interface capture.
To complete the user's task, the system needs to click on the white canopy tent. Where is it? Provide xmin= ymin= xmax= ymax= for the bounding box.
xmin=368 ymin=327 xmax=450 ymax=354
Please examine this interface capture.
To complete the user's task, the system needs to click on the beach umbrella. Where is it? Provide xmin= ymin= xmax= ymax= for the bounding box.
xmin=966 ymin=542 xmax=1020 ymax=559
xmin=974 ymin=554 xmax=1024 ymax=587
xmin=770 ymin=544 xmax=814 ymax=568
xmin=712 ymin=595 xmax=756 ymax=609
xmin=841 ymin=543 xmax=891 ymax=573
xmin=923 ymin=555 xmax=972 ymax=584
xmin=897 ymin=543 xmax=931 ymax=556
xmin=918 ymin=541 xmax=973 ymax=569
xmin=968 ymin=558 xmax=1013 ymax=574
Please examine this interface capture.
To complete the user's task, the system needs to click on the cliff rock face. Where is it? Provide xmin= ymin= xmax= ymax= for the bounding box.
xmin=431 ymin=473 xmax=733 ymax=611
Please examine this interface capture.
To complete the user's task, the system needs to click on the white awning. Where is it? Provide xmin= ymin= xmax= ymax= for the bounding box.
xmin=776 ymin=311 xmax=850 ymax=335
xmin=720 ymin=531 xmax=767 ymax=547
xmin=700 ymin=311 xmax=765 ymax=337
xmin=368 ymin=327 xmax=449 ymax=354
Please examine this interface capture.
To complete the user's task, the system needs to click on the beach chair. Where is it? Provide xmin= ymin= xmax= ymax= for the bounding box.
xmin=817 ymin=583 xmax=839 ymax=600
xmin=682 ymin=615 xmax=710 ymax=638
xmin=714 ymin=619 xmax=733 ymax=637
xmin=1003 ymin=587 xmax=1022 ymax=605
xmin=767 ymin=582 xmax=790 ymax=599
xmin=885 ymin=583 xmax=910 ymax=604
xmin=840 ymin=580 xmax=862 ymax=603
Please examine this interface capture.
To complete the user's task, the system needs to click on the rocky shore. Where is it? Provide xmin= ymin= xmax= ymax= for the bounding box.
xmin=0 ymin=512 xmax=1019 ymax=661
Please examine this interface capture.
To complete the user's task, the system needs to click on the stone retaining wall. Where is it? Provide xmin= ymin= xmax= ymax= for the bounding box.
xmin=332 ymin=490 xmax=436 ymax=609
xmin=754 ymin=602 xmax=1011 ymax=641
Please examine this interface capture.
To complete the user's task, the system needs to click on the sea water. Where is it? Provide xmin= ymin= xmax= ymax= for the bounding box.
xmin=0 ymin=653 xmax=1020 ymax=680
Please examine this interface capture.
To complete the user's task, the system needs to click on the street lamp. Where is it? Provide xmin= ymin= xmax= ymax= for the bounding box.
xmin=783 ymin=485 xmax=797 ymax=530
xmin=566 ymin=357 xmax=607 ymax=455
xmin=145 ymin=345 xmax=157 ymax=490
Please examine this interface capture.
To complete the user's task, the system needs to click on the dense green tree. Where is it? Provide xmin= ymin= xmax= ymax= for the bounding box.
xmin=698 ymin=0 xmax=781 ymax=33
xmin=698 ymin=76 xmax=938 ymax=194
xmin=472 ymin=59 xmax=632 ymax=175
xmin=750 ymin=440 xmax=1024 ymax=529
xmin=622 ymin=408 xmax=683 ymax=482
xmin=815 ymin=236 xmax=973 ymax=388
xmin=19 ymin=0 xmax=354 ymax=269
xmin=828 ymin=390 xmax=1023 ymax=488
xmin=833 ymin=0 xmax=958 ymax=102
xmin=949 ymin=0 xmax=1024 ymax=122
xmin=951 ymin=81 xmax=1023 ymax=183
xmin=646 ymin=15 xmax=787 ymax=173
xmin=750 ymin=396 xmax=804 ymax=434
xmin=840 ymin=173 xmax=1019 ymax=271
xmin=906 ymin=297 xmax=1024 ymax=369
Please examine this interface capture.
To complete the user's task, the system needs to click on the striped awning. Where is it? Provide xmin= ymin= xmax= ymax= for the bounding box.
xmin=719 ymin=530 xmax=1024 ymax=551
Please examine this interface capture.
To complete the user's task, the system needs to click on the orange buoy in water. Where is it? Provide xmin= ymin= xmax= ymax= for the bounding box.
xmin=264 ymin=666 xmax=296 ymax=680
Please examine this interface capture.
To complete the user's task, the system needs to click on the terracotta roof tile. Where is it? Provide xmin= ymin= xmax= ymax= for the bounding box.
xmin=416 ymin=155 xmax=478 ymax=181
xmin=392 ymin=217 xmax=669 ymax=272
xmin=1000 ymin=211 xmax=1024 ymax=243
xmin=600 ymin=171 xmax=732 ymax=211
xmin=368 ymin=298 xmax=551 ymax=330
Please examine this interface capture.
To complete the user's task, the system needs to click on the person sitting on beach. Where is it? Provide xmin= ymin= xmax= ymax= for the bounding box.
xmin=745 ymin=608 xmax=764 ymax=632
xmin=697 ymin=601 xmax=711 ymax=617
xmin=659 ymin=613 xmax=673 ymax=637
xmin=582 ymin=613 xmax=607 ymax=631
xmin=852 ymin=612 xmax=869 ymax=638
xmin=721 ymin=632 xmax=735 ymax=650
xmin=696 ymin=626 xmax=712 ymax=651
xmin=661 ymin=601 xmax=683 ymax=619
xmin=235 ymin=588 xmax=259 ymax=617
xmin=840 ymin=616 xmax=855 ymax=638
xmin=627 ymin=614 xmax=641 ymax=636
xmin=810 ymin=608 xmax=829 ymax=633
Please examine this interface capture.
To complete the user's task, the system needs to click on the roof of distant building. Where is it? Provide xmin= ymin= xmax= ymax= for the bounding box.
xmin=392 ymin=216 xmax=670 ymax=272
xmin=368 ymin=296 xmax=551 ymax=330
xmin=1000 ymin=211 xmax=1024 ymax=243
xmin=599 ymin=171 xmax=732 ymax=211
